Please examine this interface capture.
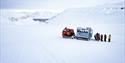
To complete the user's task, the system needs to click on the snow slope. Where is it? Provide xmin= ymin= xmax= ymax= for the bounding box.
xmin=0 ymin=2 xmax=125 ymax=63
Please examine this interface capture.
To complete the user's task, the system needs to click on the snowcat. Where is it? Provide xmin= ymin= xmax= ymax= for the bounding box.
xmin=62 ymin=27 xmax=75 ymax=38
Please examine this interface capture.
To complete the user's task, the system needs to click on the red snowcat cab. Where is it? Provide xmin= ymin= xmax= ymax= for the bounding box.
xmin=62 ymin=27 xmax=75 ymax=38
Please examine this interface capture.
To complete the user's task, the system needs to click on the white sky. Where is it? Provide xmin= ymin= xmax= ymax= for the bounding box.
xmin=1 ymin=0 xmax=124 ymax=9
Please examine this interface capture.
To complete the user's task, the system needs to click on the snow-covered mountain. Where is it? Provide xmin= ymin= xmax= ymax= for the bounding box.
xmin=0 ymin=2 xmax=125 ymax=63
xmin=49 ymin=2 xmax=124 ymax=25
xmin=0 ymin=9 xmax=63 ymax=25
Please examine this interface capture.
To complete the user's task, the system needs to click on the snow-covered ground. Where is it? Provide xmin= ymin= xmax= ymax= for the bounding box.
xmin=0 ymin=2 xmax=125 ymax=63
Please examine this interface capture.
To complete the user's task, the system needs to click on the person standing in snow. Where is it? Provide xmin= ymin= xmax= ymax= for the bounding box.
xmin=94 ymin=33 xmax=100 ymax=41
xmin=108 ymin=34 xmax=111 ymax=42
xmin=104 ymin=34 xmax=107 ymax=42
xmin=97 ymin=33 xmax=100 ymax=41
xmin=100 ymin=34 xmax=103 ymax=41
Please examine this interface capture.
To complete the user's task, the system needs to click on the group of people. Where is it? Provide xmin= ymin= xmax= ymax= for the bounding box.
xmin=94 ymin=33 xmax=111 ymax=42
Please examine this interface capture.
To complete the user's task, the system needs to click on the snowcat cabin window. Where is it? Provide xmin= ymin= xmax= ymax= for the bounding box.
xmin=84 ymin=30 xmax=89 ymax=33
xmin=80 ymin=29 xmax=89 ymax=33
xmin=67 ymin=29 xmax=70 ymax=32
xmin=63 ymin=28 xmax=67 ymax=32
xmin=63 ymin=29 xmax=66 ymax=32
xmin=77 ymin=29 xmax=81 ymax=32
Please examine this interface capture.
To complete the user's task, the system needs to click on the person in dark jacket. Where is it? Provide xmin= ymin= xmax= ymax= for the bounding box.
xmin=94 ymin=33 xmax=100 ymax=41
xmin=97 ymin=33 xmax=100 ymax=41
xmin=100 ymin=34 xmax=103 ymax=41
xmin=108 ymin=34 xmax=111 ymax=42
xmin=104 ymin=34 xmax=107 ymax=42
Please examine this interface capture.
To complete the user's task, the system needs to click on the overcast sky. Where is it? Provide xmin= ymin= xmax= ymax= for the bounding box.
xmin=0 ymin=0 xmax=124 ymax=9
